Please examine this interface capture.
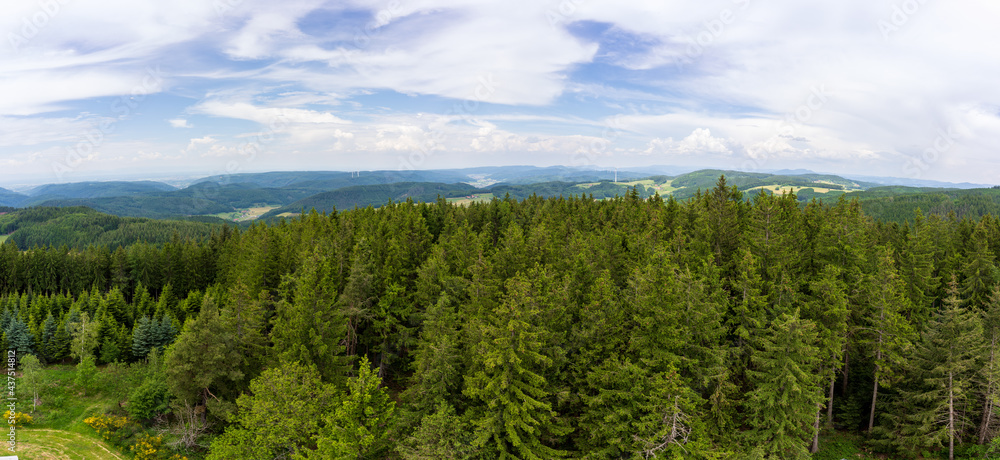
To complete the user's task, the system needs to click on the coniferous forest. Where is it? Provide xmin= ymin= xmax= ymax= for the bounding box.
xmin=6 ymin=176 xmax=1000 ymax=459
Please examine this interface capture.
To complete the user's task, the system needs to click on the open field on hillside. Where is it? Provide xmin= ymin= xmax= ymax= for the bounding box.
xmin=745 ymin=184 xmax=854 ymax=195
xmin=209 ymin=205 xmax=280 ymax=222
xmin=446 ymin=193 xmax=494 ymax=206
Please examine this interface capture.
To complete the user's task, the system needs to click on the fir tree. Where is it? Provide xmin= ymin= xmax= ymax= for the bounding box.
xmin=39 ymin=313 xmax=57 ymax=363
xmin=5 ymin=317 xmax=34 ymax=360
xmin=302 ymin=356 xmax=397 ymax=460
xmin=980 ymin=285 xmax=1000 ymax=444
xmin=745 ymin=309 xmax=824 ymax=459
xmin=897 ymin=278 xmax=984 ymax=460
xmin=464 ymin=272 xmax=568 ymax=459
xmin=861 ymin=247 xmax=914 ymax=431
xmin=272 ymin=247 xmax=349 ymax=384
xmin=131 ymin=316 xmax=154 ymax=359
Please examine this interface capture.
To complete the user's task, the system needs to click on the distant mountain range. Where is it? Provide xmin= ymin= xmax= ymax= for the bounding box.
xmin=0 ymin=166 xmax=997 ymax=223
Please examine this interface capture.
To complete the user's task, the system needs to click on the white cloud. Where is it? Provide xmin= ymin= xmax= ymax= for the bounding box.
xmin=2 ymin=0 xmax=999 ymax=183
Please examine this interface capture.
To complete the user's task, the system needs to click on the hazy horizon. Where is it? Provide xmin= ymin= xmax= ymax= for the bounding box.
xmin=2 ymin=1 xmax=997 ymax=186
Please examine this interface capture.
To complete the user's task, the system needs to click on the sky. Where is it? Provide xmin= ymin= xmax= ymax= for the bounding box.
xmin=1 ymin=0 xmax=998 ymax=187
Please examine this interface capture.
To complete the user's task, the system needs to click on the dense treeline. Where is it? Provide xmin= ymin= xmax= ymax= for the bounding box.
xmin=4 ymin=177 xmax=1000 ymax=459
xmin=0 ymin=207 xmax=225 ymax=251
xmin=857 ymin=187 xmax=1000 ymax=225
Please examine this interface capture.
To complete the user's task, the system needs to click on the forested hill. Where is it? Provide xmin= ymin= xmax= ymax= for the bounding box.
xmin=4 ymin=168 xmax=996 ymax=224
xmin=0 ymin=206 xmax=225 ymax=250
xmin=4 ymin=176 xmax=1000 ymax=459
xmin=856 ymin=186 xmax=1000 ymax=224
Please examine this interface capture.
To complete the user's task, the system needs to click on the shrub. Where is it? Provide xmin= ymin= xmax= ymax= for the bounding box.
xmin=2 ymin=410 xmax=32 ymax=426
xmin=128 ymin=380 xmax=170 ymax=422
xmin=84 ymin=413 xmax=131 ymax=445
xmin=130 ymin=433 xmax=189 ymax=460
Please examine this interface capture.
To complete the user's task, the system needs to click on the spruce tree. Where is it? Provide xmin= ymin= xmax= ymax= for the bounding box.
xmin=464 ymin=272 xmax=567 ymax=459
xmin=132 ymin=316 xmax=154 ymax=359
xmin=862 ymin=247 xmax=914 ymax=431
xmin=271 ymin=247 xmax=349 ymax=384
xmin=897 ymin=278 xmax=984 ymax=460
xmin=980 ymin=285 xmax=1000 ymax=444
xmin=744 ymin=309 xmax=824 ymax=459
xmin=5 ymin=317 xmax=34 ymax=360
xmin=302 ymin=356 xmax=396 ymax=460
xmin=802 ymin=265 xmax=850 ymax=450
xmin=39 ymin=313 xmax=57 ymax=363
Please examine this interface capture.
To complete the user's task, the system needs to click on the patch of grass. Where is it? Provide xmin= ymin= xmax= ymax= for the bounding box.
xmin=745 ymin=184 xmax=850 ymax=195
xmin=207 ymin=205 xmax=280 ymax=222
xmin=0 ymin=234 xmax=8 ymax=244
xmin=17 ymin=428 xmax=125 ymax=459
xmin=28 ymin=365 xmax=116 ymax=433
xmin=13 ymin=364 xmax=127 ymax=458
xmin=446 ymin=193 xmax=494 ymax=206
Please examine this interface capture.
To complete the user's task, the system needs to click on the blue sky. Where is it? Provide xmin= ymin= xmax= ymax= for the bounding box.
xmin=1 ymin=0 xmax=998 ymax=186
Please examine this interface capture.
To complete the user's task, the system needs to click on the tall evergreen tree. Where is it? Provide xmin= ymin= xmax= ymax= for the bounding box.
xmin=896 ymin=278 xmax=984 ymax=460
xmin=464 ymin=272 xmax=568 ymax=459
xmin=744 ymin=309 xmax=824 ymax=459
xmin=980 ymin=285 xmax=1000 ymax=444
xmin=5 ymin=316 xmax=34 ymax=360
xmin=802 ymin=265 xmax=850 ymax=451
xmin=861 ymin=247 xmax=914 ymax=431
xmin=272 ymin=247 xmax=349 ymax=384
xmin=301 ymin=356 xmax=397 ymax=460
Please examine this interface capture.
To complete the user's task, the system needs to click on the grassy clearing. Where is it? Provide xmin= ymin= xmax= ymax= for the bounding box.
xmin=745 ymin=184 xmax=850 ymax=195
xmin=446 ymin=193 xmax=494 ymax=206
xmin=208 ymin=205 xmax=280 ymax=222
xmin=16 ymin=428 xmax=124 ymax=460
xmin=13 ymin=364 xmax=132 ymax=459
xmin=0 ymin=234 xmax=8 ymax=244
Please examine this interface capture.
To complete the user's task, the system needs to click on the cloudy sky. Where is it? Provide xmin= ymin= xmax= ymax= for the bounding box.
xmin=1 ymin=0 xmax=998 ymax=186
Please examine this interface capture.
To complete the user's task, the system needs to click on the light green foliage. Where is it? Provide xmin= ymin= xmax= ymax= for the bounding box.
xmin=18 ymin=353 xmax=42 ymax=412
xmin=209 ymin=361 xmax=337 ymax=460
xmin=272 ymin=249 xmax=348 ymax=384
xmin=398 ymin=401 xmax=478 ymax=460
xmin=68 ymin=310 xmax=100 ymax=361
xmin=464 ymin=271 xmax=568 ymax=460
xmin=75 ymin=354 xmax=97 ymax=393
xmin=300 ymin=356 xmax=396 ymax=460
